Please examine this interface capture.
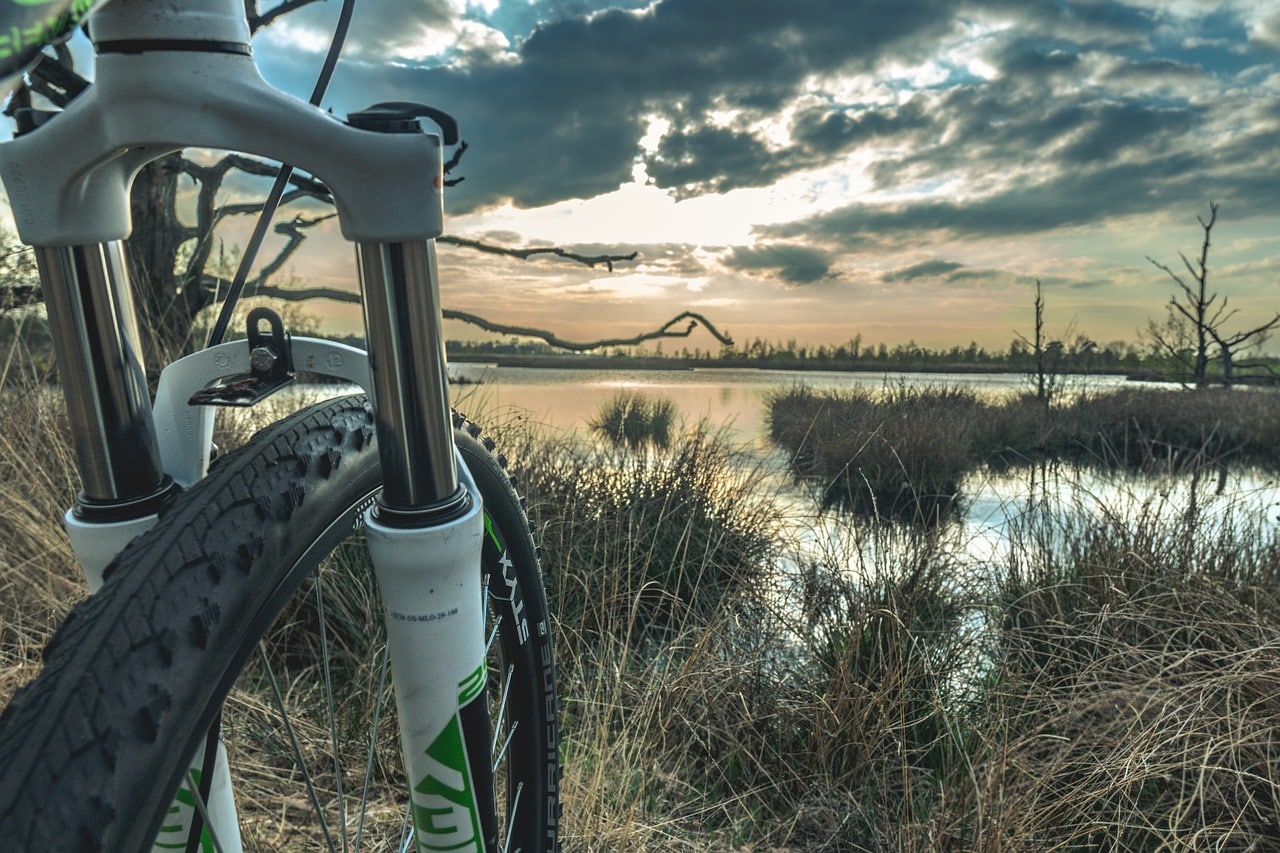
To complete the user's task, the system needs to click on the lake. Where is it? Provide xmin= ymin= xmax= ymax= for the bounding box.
xmin=447 ymin=364 xmax=1141 ymax=442
xmin=444 ymin=364 xmax=1280 ymax=572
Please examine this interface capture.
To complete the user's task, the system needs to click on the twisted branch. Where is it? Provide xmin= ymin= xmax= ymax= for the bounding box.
xmin=440 ymin=309 xmax=733 ymax=350
xmin=437 ymin=236 xmax=637 ymax=271
xmin=238 ymin=281 xmax=734 ymax=349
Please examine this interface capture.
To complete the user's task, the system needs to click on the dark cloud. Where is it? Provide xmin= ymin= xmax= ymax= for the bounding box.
xmin=257 ymin=0 xmax=1278 ymax=248
xmin=883 ymin=260 xmax=964 ymax=282
xmin=725 ymin=243 xmax=834 ymax=285
xmin=792 ymin=99 xmax=932 ymax=156
xmin=1102 ymin=57 xmax=1207 ymax=83
xmin=646 ymin=126 xmax=787 ymax=196
xmin=973 ymin=0 xmax=1154 ymax=47
xmin=1057 ymin=101 xmax=1199 ymax=165
xmin=768 ymin=114 xmax=1280 ymax=249
xmin=991 ymin=43 xmax=1083 ymax=78
xmin=323 ymin=0 xmax=957 ymax=210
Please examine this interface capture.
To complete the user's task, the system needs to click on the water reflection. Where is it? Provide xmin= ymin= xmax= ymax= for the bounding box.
xmin=958 ymin=461 xmax=1280 ymax=576
xmin=447 ymin=364 xmax=1280 ymax=584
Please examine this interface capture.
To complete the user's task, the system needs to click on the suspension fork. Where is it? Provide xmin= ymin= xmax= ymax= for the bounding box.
xmin=34 ymin=241 xmax=178 ymax=586
xmin=357 ymin=238 xmax=499 ymax=853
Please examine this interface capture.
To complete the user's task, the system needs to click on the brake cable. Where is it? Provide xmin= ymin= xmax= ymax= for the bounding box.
xmin=205 ymin=0 xmax=357 ymax=347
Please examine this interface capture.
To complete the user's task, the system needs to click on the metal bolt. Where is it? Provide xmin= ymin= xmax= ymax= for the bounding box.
xmin=249 ymin=346 xmax=278 ymax=374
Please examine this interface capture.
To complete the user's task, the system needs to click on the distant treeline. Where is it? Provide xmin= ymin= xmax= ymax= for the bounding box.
xmin=446 ymin=335 xmax=1280 ymax=383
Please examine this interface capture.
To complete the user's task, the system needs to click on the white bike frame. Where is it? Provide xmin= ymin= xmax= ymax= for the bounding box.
xmin=0 ymin=1 xmax=495 ymax=850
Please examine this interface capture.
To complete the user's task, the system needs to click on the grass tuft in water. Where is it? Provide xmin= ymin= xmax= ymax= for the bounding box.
xmin=589 ymin=390 xmax=678 ymax=450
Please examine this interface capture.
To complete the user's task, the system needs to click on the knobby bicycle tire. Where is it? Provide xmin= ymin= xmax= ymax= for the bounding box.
xmin=0 ymin=394 xmax=560 ymax=852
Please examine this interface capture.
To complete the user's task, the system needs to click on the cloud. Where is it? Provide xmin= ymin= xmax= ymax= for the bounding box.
xmin=1251 ymin=9 xmax=1280 ymax=49
xmin=253 ymin=0 xmax=1280 ymax=266
xmin=302 ymin=0 xmax=961 ymax=212
xmin=646 ymin=126 xmax=788 ymax=197
xmin=882 ymin=259 xmax=964 ymax=282
xmin=724 ymin=243 xmax=834 ymax=285
xmin=1102 ymin=57 xmax=1206 ymax=83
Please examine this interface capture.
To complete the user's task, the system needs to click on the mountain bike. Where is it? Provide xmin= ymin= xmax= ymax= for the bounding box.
xmin=0 ymin=1 xmax=560 ymax=850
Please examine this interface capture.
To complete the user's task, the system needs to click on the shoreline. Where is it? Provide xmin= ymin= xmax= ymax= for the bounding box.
xmin=448 ymin=352 xmax=1158 ymax=380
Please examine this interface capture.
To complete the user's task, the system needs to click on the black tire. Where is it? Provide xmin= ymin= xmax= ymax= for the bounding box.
xmin=0 ymin=394 xmax=560 ymax=852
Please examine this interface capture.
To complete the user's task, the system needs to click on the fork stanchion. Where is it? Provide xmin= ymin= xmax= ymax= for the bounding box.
xmin=356 ymin=238 xmax=468 ymax=522
xmin=36 ymin=242 xmax=173 ymax=516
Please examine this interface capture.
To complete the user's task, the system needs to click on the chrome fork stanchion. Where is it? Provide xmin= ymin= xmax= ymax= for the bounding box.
xmin=356 ymin=238 xmax=466 ymax=519
xmin=40 ymin=242 xmax=168 ymax=586
xmin=36 ymin=242 xmax=174 ymax=520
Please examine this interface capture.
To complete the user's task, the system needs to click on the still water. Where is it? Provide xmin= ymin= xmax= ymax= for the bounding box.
xmin=447 ymin=364 xmax=1136 ymax=442
xmin=444 ymin=364 xmax=1280 ymax=568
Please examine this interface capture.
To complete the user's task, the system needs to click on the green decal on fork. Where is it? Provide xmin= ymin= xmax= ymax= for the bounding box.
xmin=411 ymin=664 xmax=488 ymax=852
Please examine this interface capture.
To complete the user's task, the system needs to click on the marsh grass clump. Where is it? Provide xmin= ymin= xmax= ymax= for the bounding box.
xmin=768 ymin=526 xmax=986 ymax=848
xmin=507 ymin=417 xmax=779 ymax=647
xmin=770 ymin=384 xmax=1280 ymax=522
xmin=589 ymin=390 xmax=677 ymax=449
xmin=961 ymin=492 xmax=1280 ymax=849
xmin=768 ymin=383 xmax=983 ymax=521
xmin=1063 ymin=386 xmax=1280 ymax=470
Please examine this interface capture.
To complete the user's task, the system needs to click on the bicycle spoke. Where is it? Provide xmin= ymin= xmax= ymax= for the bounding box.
xmin=398 ymin=802 xmax=413 ymax=853
xmin=486 ymin=617 xmax=501 ymax=656
xmin=502 ymin=782 xmax=525 ymax=853
xmin=353 ymin=640 xmax=391 ymax=853
xmin=490 ymin=663 xmax=515 ymax=759
xmin=493 ymin=722 xmax=519 ymax=777
xmin=315 ymin=579 xmax=350 ymax=853
xmin=184 ymin=770 xmax=228 ymax=853
xmin=258 ymin=644 xmax=339 ymax=852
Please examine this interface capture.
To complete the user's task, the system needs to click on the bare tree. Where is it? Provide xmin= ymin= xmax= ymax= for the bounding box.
xmin=1208 ymin=323 xmax=1278 ymax=389
xmin=1014 ymin=279 xmax=1093 ymax=406
xmin=1146 ymin=202 xmax=1280 ymax=388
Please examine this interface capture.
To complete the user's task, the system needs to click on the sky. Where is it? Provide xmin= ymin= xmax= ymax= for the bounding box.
xmin=38 ymin=1 xmax=1280 ymax=352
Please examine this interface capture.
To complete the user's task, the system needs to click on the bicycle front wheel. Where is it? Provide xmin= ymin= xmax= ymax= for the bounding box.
xmin=0 ymin=394 xmax=560 ymax=852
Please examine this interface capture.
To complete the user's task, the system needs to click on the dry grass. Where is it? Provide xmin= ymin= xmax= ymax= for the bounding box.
xmin=0 ymin=359 xmax=83 ymax=709
xmin=590 ymin=390 xmax=678 ymax=450
xmin=767 ymin=383 xmax=984 ymax=521
xmin=6 ymin=367 xmax=1280 ymax=850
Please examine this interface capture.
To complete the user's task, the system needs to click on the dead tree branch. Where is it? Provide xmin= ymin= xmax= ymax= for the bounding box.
xmin=246 ymin=0 xmax=327 ymax=33
xmin=443 ymin=141 xmax=468 ymax=186
xmin=1147 ymin=202 xmax=1280 ymax=388
xmin=437 ymin=236 xmax=638 ymax=271
xmin=258 ymin=213 xmax=340 ymax=283
xmin=440 ymin=309 xmax=733 ymax=351
xmin=1 ymin=285 xmax=40 ymax=311
xmin=244 ymin=282 xmax=734 ymax=349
